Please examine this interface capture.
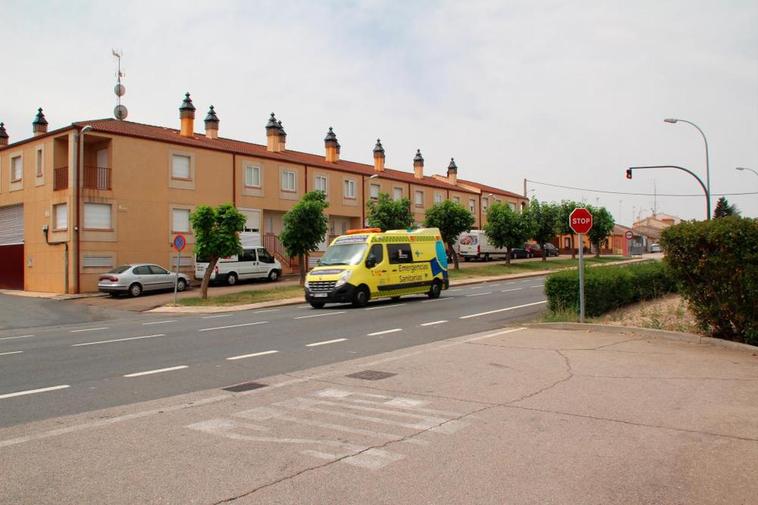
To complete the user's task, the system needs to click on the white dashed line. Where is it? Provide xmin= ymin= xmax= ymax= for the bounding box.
xmin=295 ymin=311 xmax=346 ymax=320
xmin=123 ymin=365 xmax=188 ymax=378
xmin=0 ymin=334 xmax=35 ymax=342
xmin=468 ymin=286 xmax=485 ymax=290
xmin=466 ymin=292 xmax=492 ymax=297
xmin=226 ymin=350 xmax=279 ymax=361
xmin=459 ymin=300 xmax=548 ymax=319
xmin=142 ymin=320 xmax=176 ymax=326
xmin=421 ymin=297 xmax=453 ymax=303
xmin=529 ymin=285 xmax=543 ymax=289
xmin=0 ymin=351 xmax=23 ymax=357
xmin=449 ymin=289 xmax=462 ymax=292
xmin=0 ymin=384 xmax=70 ymax=400
xmin=365 ymin=304 xmax=407 ymax=311
xmin=71 ymin=334 xmax=165 ymax=347
xmin=420 ymin=320 xmax=447 ymax=327
xmin=201 ymin=314 xmax=232 ymax=319
xmin=501 ymin=288 xmax=522 ymax=293
xmin=306 ymin=338 xmax=347 ymax=347
xmin=252 ymin=309 xmax=280 ymax=314
xmin=367 ymin=328 xmax=402 ymax=336
xmin=198 ymin=321 xmax=269 ymax=332
xmin=69 ymin=327 xmax=109 ymax=333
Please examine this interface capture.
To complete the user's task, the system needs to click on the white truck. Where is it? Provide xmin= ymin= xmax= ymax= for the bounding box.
xmin=195 ymin=247 xmax=282 ymax=285
xmin=456 ymin=230 xmax=510 ymax=261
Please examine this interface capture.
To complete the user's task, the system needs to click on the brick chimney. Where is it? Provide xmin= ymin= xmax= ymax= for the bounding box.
xmin=0 ymin=122 xmax=8 ymax=147
xmin=447 ymin=157 xmax=458 ymax=185
xmin=32 ymin=108 xmax=48 ymax=136
xmin=373 ymin=139 xmax=385 ymax=172
xmin=266 ymin=113 xmax=280 ymax=152
xmin=179 ymin=93 xmax=195 ymax=137
xmin=277 ymin=120 xmax=287 ymax=151
xmin=413 ymin=149 xmax=424 ymax=179
xmin=324 ymin=127 xmax=339 ymax=162
xmin=204 ymin=105 xmax=219 ymax=139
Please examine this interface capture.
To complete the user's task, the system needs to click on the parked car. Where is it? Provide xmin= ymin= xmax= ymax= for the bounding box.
xmin=195 ymin=247 xmax=282 ymax=285
xmin=98 ymin=264 xmax=190 ymax=297
xmin=650 ymin=243 xmax=663 ymax=253
xmin=525 ymin=242 xmax=560 ymax=258
xmin=510 ymin=247 xmax=529 ymax=259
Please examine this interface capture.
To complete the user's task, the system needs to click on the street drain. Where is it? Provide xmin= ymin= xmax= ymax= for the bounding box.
xmin=223 ymin=381 xmax=268 ymax=393
xmin=346 ymin=370 xmax=397 ymax=381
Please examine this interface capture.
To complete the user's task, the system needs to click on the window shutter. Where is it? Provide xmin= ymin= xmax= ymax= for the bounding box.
xmin=172 ymin=155 xmax=191 ymax=179
xmin=84 ymin=203 xmax=112 ymax=229
xmin=172 ymin=209 xmax=190 ymax=232
xmin=54 ymin=203 xmax=68 ymax=229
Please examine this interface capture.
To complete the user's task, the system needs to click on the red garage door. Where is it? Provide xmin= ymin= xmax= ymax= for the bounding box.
xmin=0 ymin=205 xmax=24 ymax=290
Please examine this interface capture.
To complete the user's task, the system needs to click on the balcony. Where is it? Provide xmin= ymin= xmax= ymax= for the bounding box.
xmin=83 ymin=165 xmax=111 ymax=190
xmin=54 ymin=166 xmax=68 ymax=191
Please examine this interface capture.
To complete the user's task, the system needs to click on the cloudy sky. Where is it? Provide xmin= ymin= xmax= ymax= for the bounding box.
xmin=2 ymin=0 xmax=756 ymax=223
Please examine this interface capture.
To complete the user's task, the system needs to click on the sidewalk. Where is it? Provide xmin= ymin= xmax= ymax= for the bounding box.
xmin=1 ymin=324 xmax=756 ymax=504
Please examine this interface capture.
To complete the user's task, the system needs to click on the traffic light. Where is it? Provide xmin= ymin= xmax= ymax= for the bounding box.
xmin=625 ymin=168 xmax=633 ymax=179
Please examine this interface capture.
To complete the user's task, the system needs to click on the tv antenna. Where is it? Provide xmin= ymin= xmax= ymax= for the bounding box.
xmin=112 ymin=49 xmax=128 ymax=120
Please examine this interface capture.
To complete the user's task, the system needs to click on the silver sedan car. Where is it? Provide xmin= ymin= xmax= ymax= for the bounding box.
xmin=97 ymin=263 xmax=191 ymax=297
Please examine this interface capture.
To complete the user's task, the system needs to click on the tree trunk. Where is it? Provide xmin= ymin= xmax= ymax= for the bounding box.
xmin=505 ymin=247 xmax=511 ymax=265
xmin=201 ymin=256 xmax=219 ymax=300
xmin=595 ymin=241 xmax=601 ymax=258
xmin=570 ymin=235 xmax=576 ymax=259
xmin=299 ymin=254 xmax=306 ymax=285
xmin=540 ymin=242 xmax=547 ymax=262
xmin=448 ymin=242 xmax=460 ymax=271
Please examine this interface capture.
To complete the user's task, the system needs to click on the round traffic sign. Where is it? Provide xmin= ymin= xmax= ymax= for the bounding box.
xmin=625 ymin=230 xmax=633 ymax=240
xmin=569 ymin=208 xmax=593 ymax=234
xmin=173 ymin=233 xmax=186 ymax=252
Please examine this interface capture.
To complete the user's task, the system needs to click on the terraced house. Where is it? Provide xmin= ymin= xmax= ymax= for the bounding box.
xmin=0 ymin=94 xmax=526 ymax=294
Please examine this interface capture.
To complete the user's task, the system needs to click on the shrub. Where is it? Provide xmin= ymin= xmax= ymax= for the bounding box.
xmin=661 ymin=216 xmax=758 ymax=344
xmin=544 ymin=261 xmax=675 ymax=318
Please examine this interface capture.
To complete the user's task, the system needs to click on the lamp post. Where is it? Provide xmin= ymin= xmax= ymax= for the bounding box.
xmin=664 ymin=118 xmax=711 ymax=218
xmin=736 ymin=166 xmax=758 ymax=177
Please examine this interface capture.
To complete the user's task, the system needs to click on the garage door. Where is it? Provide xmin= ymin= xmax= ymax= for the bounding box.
xmin=0 ymin=205 xmax=24 ymax=289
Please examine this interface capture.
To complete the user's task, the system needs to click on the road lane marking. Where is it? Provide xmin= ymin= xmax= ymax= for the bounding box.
xmin=449 ymin=289 xmax=461 ymax=292
xmin=142 ymin=320 xmax=176 ymax=326
xmin=253 ymin=309 xmax=280 ymax=314
xmin=0 ymin=384 xmax=70 ymax=400
xmin=69 ymin=327 xmax=109 ymax=333
xmin=306 ymin=338 xmax=347 ymax=347
xmin=123 ymin=365 xmax=188 ymax=378
xmin=466 ymin=292 xmax=492 ymax=297
xmin=367 ymin=328 xmax=402 ymax=336
xmin=0 ymin=334 xmax=35 ymax=341
xmin=421 ymin=297 xmax=452 ymax=304
xmin=420 ymin=320 xmax=447 ymax=327
xmin=0 ymin=351 xmax=23 ymax=357
xmin=365 ymin=304 xmax=407 ymax=311
xmin=467 ymin=286 xmax=485 ymax=290
xmin=529 ymin=285 xmax=544 ymax=289
xmin=71 ymin=334 xmax=165 ymax=347
xmin=201 ymin=314 xmax=232 ymax=319
xmin=226 ymin=350 xmax=279 ymax=361
xmin=459 ymin=300 xmax=547 ymax=319
xmin=501 ymin=288 xmax=522 ymax=293
xmin=198 ymin=321 xmax=269 ymax=332
xmin=295 ymin=311 xmax=346 ymax=320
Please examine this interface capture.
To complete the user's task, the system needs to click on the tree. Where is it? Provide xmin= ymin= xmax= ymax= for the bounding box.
xmin=529 ymin=199 xmax=560 ymax=262
xmin=713 ymin=196 xmax=739 ymax=218
xmin=558 ymin=201 xmax=581 ymax=259
xmin=190 ymin=203 xmax=246 ymax=299
xmin=366 ymin=193 xmax=414 ymax=231
xmin=586 ymin=206 xmax=615 ymax=258
xmin=279 ymin=191 xmax=329 ymax=285
xmin=423 ymin=200 xmax=475 ymax=271
xmin=484 ymin=203 xmax=533 ymax=264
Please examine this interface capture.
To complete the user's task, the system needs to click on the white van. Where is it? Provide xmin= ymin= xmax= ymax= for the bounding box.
xmin=195 ymin=247 xmax=282 ymax=285
xmin=456 ymin=230 xmax=509 ymax=261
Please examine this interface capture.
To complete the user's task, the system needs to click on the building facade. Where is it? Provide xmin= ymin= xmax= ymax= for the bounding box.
xmin=0 ymin=95 xmax=527 ymax=293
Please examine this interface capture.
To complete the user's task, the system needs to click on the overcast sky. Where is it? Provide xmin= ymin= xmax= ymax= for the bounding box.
xmin=2 ymin=0 xmax=756 ymax=223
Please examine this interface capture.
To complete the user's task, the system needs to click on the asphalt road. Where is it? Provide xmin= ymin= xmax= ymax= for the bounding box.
xmin=0 ymin=276 xmax=547 ymax=427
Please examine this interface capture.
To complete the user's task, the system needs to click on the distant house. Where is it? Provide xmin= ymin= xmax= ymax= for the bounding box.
xmin=632 ymin=213 xmax=682 ymax=242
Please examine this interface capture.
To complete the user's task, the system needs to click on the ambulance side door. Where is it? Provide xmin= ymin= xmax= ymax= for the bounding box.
xmin=387 ymin=243 xmax=412 ymax=289
xmin=366 ymin=243 xmax=387 ymax=294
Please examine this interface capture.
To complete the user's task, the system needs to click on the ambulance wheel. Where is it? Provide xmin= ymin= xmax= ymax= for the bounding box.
xmin=428 ymin=280 xmax=442 ymax=299
xmin=352 ymin=286 xmax=370 ymax=308
xmin=310 ymin=302 xmax=325 ymax=309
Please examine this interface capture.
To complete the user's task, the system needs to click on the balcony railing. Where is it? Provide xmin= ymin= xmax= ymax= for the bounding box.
xmin=53 ymin=166 xmax=68 ymax=190
xmin=83 ymin=165 xmax=111 ymax=190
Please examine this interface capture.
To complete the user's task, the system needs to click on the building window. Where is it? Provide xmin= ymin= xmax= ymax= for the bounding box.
xmin=245 ymin=165 xmax=261 ymax=187
xmin=11 ymin=156 xmax=22 ymax=181
xmin=314 ymin=175 xmax=328 ymax=194
xmin=509 ymin=202 xmax=517 ymax=212
xmin=53 ymin=203 xmax=68 ymax=230
xmin=36 ymin=148 xmax=43 ymax=177
xmin=344 ymin=179 xmax=356 ymax=199
xmin=172 ymin=208 xmax=190 ymax=233
xmin=434 ymin=193 xmax=443 ymax=204
xmin=482 ymin=197 xmax=489 ymax=212
xmin=453 ymin=196 xmax=460 ymax=204
xmin=370 ymin=183 xmax=380 ymax=199
xmin=83 ymin=203 xmax=112 ymax=230
xmin=393 ymin=187 xmax=403 ymax=201
xmin=83 ymin=256 xmax=113 ymax=268
xmin=469 ymin=199 xmax=476 ymax=213
xmin=281 ymin=170 xmax=296 ymax=192
xmin=414 ymin=190 xmax=424 ymax=207
xmin=171 ymin=154 xmax=191 ymax=180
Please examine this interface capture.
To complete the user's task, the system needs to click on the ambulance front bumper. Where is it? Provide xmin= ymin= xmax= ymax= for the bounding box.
xmin=304 ymin=282 xmax=357 ymax=304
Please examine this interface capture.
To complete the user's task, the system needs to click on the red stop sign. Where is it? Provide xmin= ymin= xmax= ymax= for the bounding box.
xmin=569 ymin=208 xmax=593 ymax=234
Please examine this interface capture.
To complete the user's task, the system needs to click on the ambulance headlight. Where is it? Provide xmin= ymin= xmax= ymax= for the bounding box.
xmin=304 ymin=280 xmax=310 ymax=289
xmin=334 ymin=270 xmax=352 ymax=288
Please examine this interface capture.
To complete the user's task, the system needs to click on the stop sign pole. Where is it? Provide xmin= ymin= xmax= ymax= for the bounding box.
xmin=569 ymin=208 xmax=593 ymax=322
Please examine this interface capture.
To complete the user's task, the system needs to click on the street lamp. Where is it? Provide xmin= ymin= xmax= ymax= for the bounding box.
xmin=736 ymin=167 xmax=758 ymax=177
xmin=664 ymin=118 xmax=711 ymax=218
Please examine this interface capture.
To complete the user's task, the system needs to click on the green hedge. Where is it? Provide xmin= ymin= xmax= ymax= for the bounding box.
xmin=544 ymin=261 xmax=675 ymax=317
xmin=661 ymin=217 xmax=758 ymax=345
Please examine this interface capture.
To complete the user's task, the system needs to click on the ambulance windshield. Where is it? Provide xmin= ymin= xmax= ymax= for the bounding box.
xmin=320 ymin=244 xmax=368 ymax=266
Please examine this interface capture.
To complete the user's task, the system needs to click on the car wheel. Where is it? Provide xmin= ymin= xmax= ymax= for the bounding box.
xmin=268 ymin=270 xmax=280 ymax=282
xmin=226 ymin=273 xmax=238 ymax=286
xmin=352 ymin=286 xmax=370 ymax=308
xmin=310 ymin=302 xmax=326 ymax=309
xmin=428 ymin=280 xmax=442 ymax=299
xmin=128 ymin=283 xmax=143 ymax=297
xmin=176 ymin=278 xmax=187 ymax=292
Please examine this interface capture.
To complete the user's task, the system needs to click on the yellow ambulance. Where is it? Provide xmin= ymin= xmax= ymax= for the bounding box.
xmin=304 ymin=227 xmax=450 ymax=308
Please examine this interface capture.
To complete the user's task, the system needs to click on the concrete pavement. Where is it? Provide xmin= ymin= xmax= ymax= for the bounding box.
xmin=1 ymin=324 xmax=755 ymax=505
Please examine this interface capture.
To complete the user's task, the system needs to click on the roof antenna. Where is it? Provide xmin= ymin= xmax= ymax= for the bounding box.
xmin=112 ymin=49 xmax=128 ymax=120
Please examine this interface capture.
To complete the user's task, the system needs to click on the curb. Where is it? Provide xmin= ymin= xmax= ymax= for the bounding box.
xmin=529 ymin=322 xmax=758 ymax=354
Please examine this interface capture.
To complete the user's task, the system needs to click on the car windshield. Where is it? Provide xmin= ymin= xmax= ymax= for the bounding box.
xmin=319 ymin=244 xmax=367 ymax=266
xmin=108 ymin=265 xmax=132 ymax=274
